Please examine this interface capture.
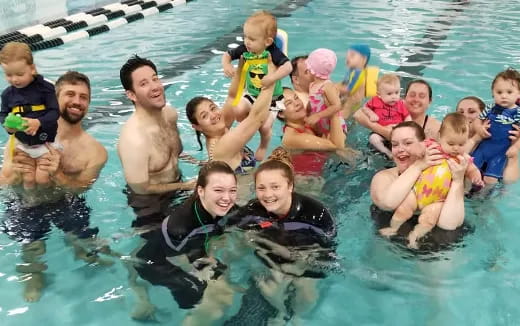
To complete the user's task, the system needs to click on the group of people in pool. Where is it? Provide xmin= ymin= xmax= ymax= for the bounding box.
xmin=1 ymin=8 xmax=520 ymax=325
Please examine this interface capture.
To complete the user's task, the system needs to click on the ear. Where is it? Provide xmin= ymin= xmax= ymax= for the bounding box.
xmin=288 ymin=182 xmax=294 ymax=193
xmin=192 ymin=123 xmax=202 ymax=132
xmin=30 ymin=64 xmax=37 ymax=75
xmin=125 ymin=89 xmax=136 ymax=103
xmin=265 ymin=37 xmax=274 ymax=47
xmin=277 ymin=111 xmax=285 ymax=119
xmin=197 ymin=186 xmax=204 ymax=198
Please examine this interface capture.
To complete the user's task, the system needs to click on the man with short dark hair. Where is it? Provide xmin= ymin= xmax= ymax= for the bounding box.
xmin=289 ymin=55 xmax=312 ymax=106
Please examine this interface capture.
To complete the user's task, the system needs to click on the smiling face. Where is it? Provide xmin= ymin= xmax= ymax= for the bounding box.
xmin=125 ymin=65 xmax=165 ymax=110
xmin=198 ymin=172 xmax=237 ymax=217
xmin=243 ymin=22 xmax=272 ymax=55
xmin=378 ymin=82 xmax=401 ymax=106
xmin=1 ymin=60 xmax=35 ymax=88
xmin=390 ymin=126 xmax=425 ymax=172
xmin=456 ymin=98 xmax=482 ymax=124
xmin=255 ymin=169 xmax=293 ymax=217
xmin=57 ymin=82 xmax=90 ymax=124
xmin=280 ymin=88 xmax=307 ymax=122
xmin=492 ymin=77 xmax=520 ymax=109
xmin=192 ymin=99 xmax=226 ymax=137
xmin=405 ymin=82 xmax=431 ymax=118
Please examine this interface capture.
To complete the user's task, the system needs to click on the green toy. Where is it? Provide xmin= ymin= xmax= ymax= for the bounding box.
xmin=3 ymin=113 xmax=27 ymax=131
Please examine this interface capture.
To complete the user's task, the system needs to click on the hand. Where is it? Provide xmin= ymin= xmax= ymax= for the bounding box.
xmin=12 ymin=150 xmax=36 ymax=174
xmin=261 ymin=73 xmax=276 ymax=89
xmin=471 ymin=175 xmax=485 ymax=187
xmin=416 ymin=142 xmax=444 ymax=170
xmin=506 ymin=124 xmax=520 ymax=158
xmin=180 ymin=179 xmax=197 ymax=190
xmin=23 ymin=118 xmax=40 ymax=136
xmin=474 ymin=119 xmax=491 ymax=140
xmin=367 ymin=111 xmax=379 ymax=122
xmin=223 ymin=64 xmax=235 ymax=78
xmin=305 ymin=113 xmax=321 ymax=127
xmin=37 ymin=144 xmax=61 ymax=176
xmin=447 ymin=153 xmax=471 ymax=182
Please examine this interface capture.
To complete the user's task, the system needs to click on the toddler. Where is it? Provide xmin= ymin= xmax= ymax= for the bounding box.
xmin=472 ymin=68 xmax=520 ymax=184
xmin=380 ymin=113 xmax=483 ymax=248
xmin=0 ymin=42 xmax=60 ymax=189
xmin=362 ymin=73 xmax=410 ymax=158
xmin=340 ymin=43 xmax=371 ymax=118
xmin=221 ymin=10 xmax=292 ymax=160
xmin=305 ymin=48 xmax=346 ymax=136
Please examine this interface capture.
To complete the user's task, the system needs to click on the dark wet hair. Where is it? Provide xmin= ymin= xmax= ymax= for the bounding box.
xmin=55 ymin=71 xmax=91 ymax=100
xmin=440 ymin=112 xmax=468 ymax=135
xmin=405 ymin=79 xmax=432 ymax=102
xmin=289 ymin=55 xmax=308 ymax=82
xmin=390 ymin=121 xmax=426 ymax=142
xmin=491 ymin=68 xmax=520 ymax=91
xmin=186 ymin=96 xmax=212 ymax=151
xmin=119 ymin=54 xmax=157 ymax=91
xmin=192 ymin=161 xmax=236 ymax=201
xmin=456 ymin=96 xmax=486 ymax=113
xmin=254 ymin=147 xmax=294 ymax=186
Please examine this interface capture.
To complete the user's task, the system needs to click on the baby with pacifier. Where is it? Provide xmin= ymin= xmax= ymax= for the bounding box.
xmin=471 ymin=68 xmax=520 ymax=184
xmin=305 ymin=48 xmax=346 ymax=136
xmin=361 ymin=73 xmax=410 ymax=158
xmin=221 ymin=10 xmax=292 ymax=160
xmin=380 ymin=113 xmax=483 ymax=249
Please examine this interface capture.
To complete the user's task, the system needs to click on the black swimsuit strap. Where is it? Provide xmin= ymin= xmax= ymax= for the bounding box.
xmin=422 ymin=115 xmax=429 ymax=129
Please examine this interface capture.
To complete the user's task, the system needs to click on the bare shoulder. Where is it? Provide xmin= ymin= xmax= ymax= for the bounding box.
xmin=82 ymin=132 xmax=108 ymax=165
xmin=370 ymin=168 xmax=397 ymax=190
xmin=118 ymin=115 xmax=148 ymax=152
xmin=163 ymin=105 xmax=179 ymax=123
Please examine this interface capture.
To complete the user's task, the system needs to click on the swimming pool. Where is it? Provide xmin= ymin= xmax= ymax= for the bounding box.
xmin=1 ymin=0 xmax=520 ymax=324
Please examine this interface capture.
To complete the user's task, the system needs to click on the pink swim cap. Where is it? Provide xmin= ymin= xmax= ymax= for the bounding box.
xmin=306 ymin=48 xmax=337 ymax=79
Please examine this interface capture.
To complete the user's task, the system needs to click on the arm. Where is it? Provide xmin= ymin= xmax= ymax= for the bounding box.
xmin=437 ymin=155 xmax=469 ymax=230
xmin=309 ymin=82 xmax=342 ymax=121
xmin=221 ymin=52 xmax=235 ymax=78
xmin=465 ymin=119 xmax=490 ymax=153
xmin=282 ymin=128 xmax=338 ymax=151
xmin=221 ymin=58 xmax=244 ymax=128
xmin=0 ymin=92 xmax=9 ymax=125
xmin=213 ymin=61 xmax=276 ymax=163
xmin=36 ymin=87 xmax=60 ymax=127
xmin=503 ymin=124 xmax=520 ymax=184
xmin=353 ymin=109 xmax=392 ymax=139
xmin=464 ymin=161 xmax=484 ymax=186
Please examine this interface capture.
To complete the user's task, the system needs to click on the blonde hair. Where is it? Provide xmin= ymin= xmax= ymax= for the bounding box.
xmin=0 ymin=42 xmax=33 ymax=65
xmin=440 ymin=112 xmax=469 ymax=136
xmin=377 ymin=73 xmax=400 ymax=90
xmin=246 ymin=10 xmax=277 ymax=39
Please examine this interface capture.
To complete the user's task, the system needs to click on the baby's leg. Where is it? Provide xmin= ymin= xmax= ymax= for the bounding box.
xmin=380 ymin=191 xmax=417 ymax=237
xmin=483 ymin=176 xmax=498 ymax=185
xmin=234 ymin=97 xmax=252 ymax=122
xmin=256 ymin=112 xmax=275 ymax=161
xmin=35 ymin=158 xmax=50 ymax=185
xmin=408 ymin=202 xmax=443 ymax=249
xmin=22 ymin=157 xmax=37 ymax=190
xmin=368 ymin=133 xmax=392 ymax=159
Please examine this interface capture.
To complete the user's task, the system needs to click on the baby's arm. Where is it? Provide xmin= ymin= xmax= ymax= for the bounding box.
xmin=221 ymin=52 xmax=235 ymax=78
xmin=261 ymin=60 xmax=292 ymax=88
xmin=465 ymin=161 xmax=484 ymax=186
xmin=25 ymin=86 xmax=60 ymax=136
xmin=310 ymin=82 xmax=342 ymax=122
xmin=361 ymin=105 xmax=379 ymax=122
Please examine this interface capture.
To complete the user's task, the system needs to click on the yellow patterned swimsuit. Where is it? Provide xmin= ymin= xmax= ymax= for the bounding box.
xmin=413 ymin=139 xmax=454 ymax=210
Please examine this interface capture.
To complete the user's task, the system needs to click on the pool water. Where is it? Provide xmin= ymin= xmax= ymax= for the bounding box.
xmin=1 ymin=0 xmax=520 ymax=325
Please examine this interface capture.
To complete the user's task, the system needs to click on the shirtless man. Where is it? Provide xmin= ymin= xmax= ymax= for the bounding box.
xmin=117 ymin=55 xmax=194 ymax=229
xmin=0 ymin=71 xmax=109 ymax=302
xmin=289 ymin=55 xmax=312 ymax=107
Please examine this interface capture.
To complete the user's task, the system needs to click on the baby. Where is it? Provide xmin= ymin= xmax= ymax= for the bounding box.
xmin=472 ymin=68 xmax=520 ymax=184
xmin=305 ymin=48 xmax=346 ymax=136
xmin=361 ymin=73 xmax=410 ymax=158
xmin=221 ymin=10 xmax=292 ymax=160
xmin=0 ymin=42 xmax=60 ymax=189
xmin=380 ymin=113 xmax=483 ymax=249
xmin=340 ymin=43 xmax=371 ymax=119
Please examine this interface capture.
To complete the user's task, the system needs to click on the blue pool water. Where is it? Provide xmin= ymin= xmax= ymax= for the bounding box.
xmin=1 ymin=0 xmax=520 ymax=325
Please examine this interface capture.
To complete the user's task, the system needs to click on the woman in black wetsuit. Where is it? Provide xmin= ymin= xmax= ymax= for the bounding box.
xmin=129 ymin=161 xmax=239 ymax=325
xmin=227 ymin=147 xmax=337 ymax=324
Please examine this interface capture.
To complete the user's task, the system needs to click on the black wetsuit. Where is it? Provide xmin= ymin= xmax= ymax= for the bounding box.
xmin=370 ymin=204 xmax=473 ymax=254
xmin=135 ymin=198 xmax=235 ymax=309
xmin=227 ymin=193 xmax=337 ymax=277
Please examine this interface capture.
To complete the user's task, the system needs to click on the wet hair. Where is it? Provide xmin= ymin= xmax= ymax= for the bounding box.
xmin=186 ymin=96 xmax=212 ymax=151
xmin=191 ymin=161 xmax=236 ymax=201
xmin=456 ymin=96 xmax=485 ymax=113
xmin=0 ymin=42 xmax=33 ymax=65
xmin=246 ymin=10 xmax=277 ymax=39
xmin=377 ymin=73 xmax=400 ymax=90
xmin=55 ymin=71 xmax=91 ymax=100
xmin=289 ymin=55 xmax=308 ymax=81
xmin=119 ymin=54 xmax=157 ymax=91
xmin=491 ymin=68 xmax=520 ymax=91
xmin=254 ymin=146 xmax=294 ymax=186
xmin=440 ymin=112 xmax=468 ymax=136
xmin=405 ymin=79 xmax=432 ymax=102
xmin=391 ymin=121 xmax=426 ymax=142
